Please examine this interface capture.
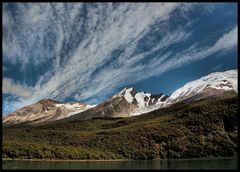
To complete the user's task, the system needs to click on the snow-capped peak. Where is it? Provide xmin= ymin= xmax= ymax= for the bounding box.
xmin=114 ymin=87 xmax=133 ymax=95
xmin=130 ymin=69 xmax=237 ymax=116
xmin=113 ymin=87 xmax=168 ymax=109
xmin=113 ymin=87 xmax=135 ymax=103
xmin=168 ymin=69 xmax=237 ymax=103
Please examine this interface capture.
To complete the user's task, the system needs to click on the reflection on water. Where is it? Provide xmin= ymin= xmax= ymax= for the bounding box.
xmin=2 ymin=157 xmax=238 ymax=170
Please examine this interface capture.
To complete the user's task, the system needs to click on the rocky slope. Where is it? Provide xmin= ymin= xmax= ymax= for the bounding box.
xmin=3 ymin=99 xmax=95 ymax=124
xmin=55 ymin=96 xmax=138 ymax=123
xmin=55 ymin=88 xmax=168 ymax=122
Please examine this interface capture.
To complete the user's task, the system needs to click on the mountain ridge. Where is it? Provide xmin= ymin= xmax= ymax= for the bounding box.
xmin=3 ymin=69 xmax=238 ymax=125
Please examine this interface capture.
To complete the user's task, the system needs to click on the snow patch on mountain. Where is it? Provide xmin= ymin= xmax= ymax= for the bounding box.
xmin=55 ymin=103 xmax=86 ymax=109
xmin=168 ymin=69 xmax=237 ymax=103
xmin=55 ymin=103 xmax=96 ymax=119
xmin=113 ymin=87 xmax=168 ymax=116
xmin=124 ymin=87 xmax=134 ymax=103
xmin=135 ymin=92 xmax=151 ymax=108
xmin=130 ymin=103 xmax=166 ymax=116
xmin=113 ymin=87 xmax=135 ymax=103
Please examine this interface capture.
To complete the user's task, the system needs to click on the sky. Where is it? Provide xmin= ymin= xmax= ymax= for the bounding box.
xmin=2 ymin=3 xmax=238 ymax=115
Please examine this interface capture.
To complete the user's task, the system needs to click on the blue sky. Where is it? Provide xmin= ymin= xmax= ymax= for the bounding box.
xmin=2 ymin=3 xmax=238 ymax=115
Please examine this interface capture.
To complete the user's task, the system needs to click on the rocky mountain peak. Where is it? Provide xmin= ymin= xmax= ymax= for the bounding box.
xmin=3 ymin=99 xmax=94 ymax=125
xmin=113 ymin=87 xmax=168 ymax=109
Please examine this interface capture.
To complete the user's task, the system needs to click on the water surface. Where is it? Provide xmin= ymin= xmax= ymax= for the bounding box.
xmin=2 ymin=157 xmax=238 ymax=170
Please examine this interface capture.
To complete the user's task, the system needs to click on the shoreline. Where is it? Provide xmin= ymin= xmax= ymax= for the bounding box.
xmin=3 ymin=156 xmax=237 ymax=162
xmin=2 ymin=158 xmax=133 ymax=162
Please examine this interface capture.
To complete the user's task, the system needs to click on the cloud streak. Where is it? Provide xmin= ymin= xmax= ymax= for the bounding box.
xmin=3 ymin=78 xmax=33 ymax=98
xmin=156 ymin=26 xmax=238 ymax=74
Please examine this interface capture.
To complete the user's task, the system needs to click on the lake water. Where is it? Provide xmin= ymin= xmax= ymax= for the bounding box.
xmin=2 ymin=157 xmax=238 ymax=170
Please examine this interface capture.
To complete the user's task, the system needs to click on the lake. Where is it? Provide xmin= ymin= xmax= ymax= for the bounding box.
xmin=2 ymin=157 xmax=238 ymax=170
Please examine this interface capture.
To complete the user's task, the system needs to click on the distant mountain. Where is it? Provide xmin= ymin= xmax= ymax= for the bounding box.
xmin=56 ymin=88 xmax=168 ymax=122
xmin=2 ymin=69 xmax=237 ymax=125
xmin=113 ymin=87 xmax=168 ymax=116
xmin=2 ymin=99 xmax=95 ymax=124
xmin=131 ymin=69 xmax=238 ymax=115
xmin=167 ymin=69 xmax=237 ymax=104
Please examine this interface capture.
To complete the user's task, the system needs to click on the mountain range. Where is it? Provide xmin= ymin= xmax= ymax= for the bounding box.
xmin=3 ymin=69 xmax=237 ymax=125
xmin=2 ymin=69 xmax=238 ymax=160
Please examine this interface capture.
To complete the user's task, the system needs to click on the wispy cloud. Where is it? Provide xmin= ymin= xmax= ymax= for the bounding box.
xmin=36 ymin=4 xmax=198 ymax=101
xmin=155 ymin=26 xmax=238 ymax=74
xmin=3 ymin=78 xmax=33 ymax=98
xmin=211 ymin=26 xmax=237 ymax=51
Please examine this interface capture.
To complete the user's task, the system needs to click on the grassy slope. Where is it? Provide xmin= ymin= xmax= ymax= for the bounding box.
xmin=2 ymin=96 xmax=238 ymax=160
